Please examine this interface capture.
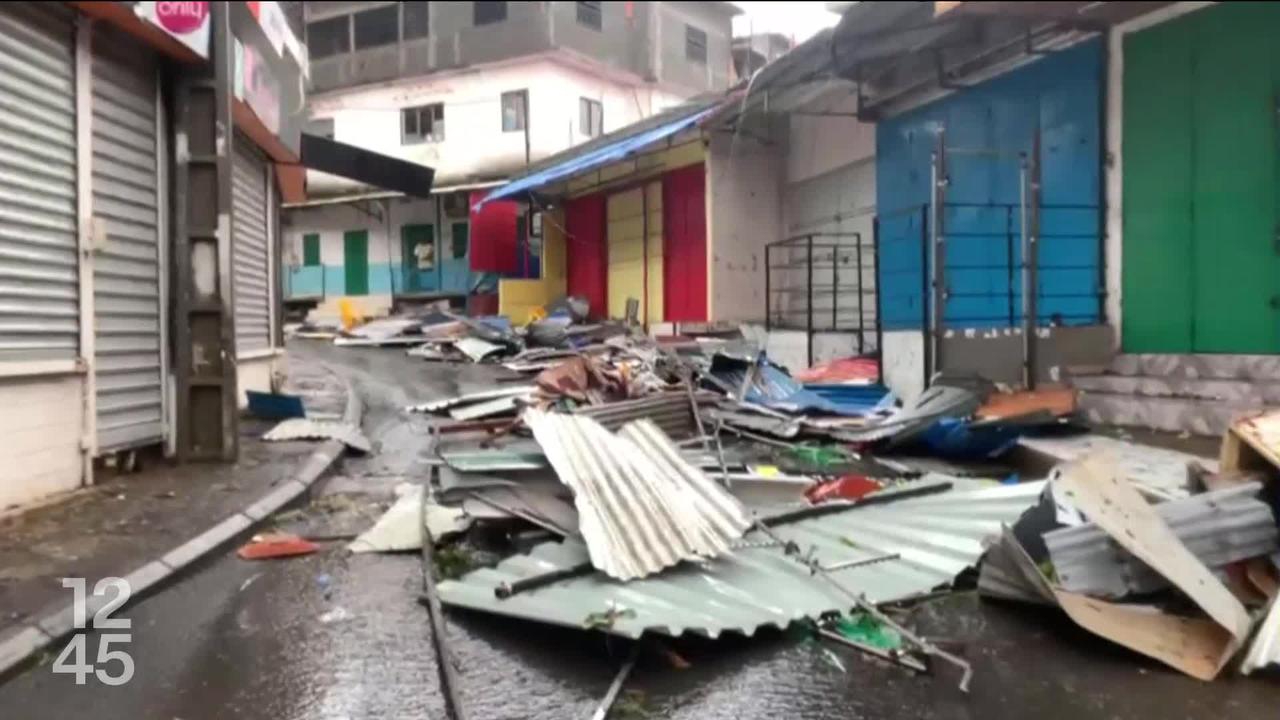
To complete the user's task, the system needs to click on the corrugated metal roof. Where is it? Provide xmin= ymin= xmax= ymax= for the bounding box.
xmin=262 ymin=418 xmax=371 ymax=453
xmin=438 ymin=479 xmax=1045 ymax=638
xmin=1045 ymin=483 xmax=1277 ymax=598
xmin=524 ymin=409 xmax=751 ymax=581
xmin=406 ymin=386 xmax=536 ymax=414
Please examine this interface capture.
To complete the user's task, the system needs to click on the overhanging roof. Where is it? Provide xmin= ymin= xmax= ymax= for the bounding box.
xmin=476 ymin=95 xmax=726 ymax=207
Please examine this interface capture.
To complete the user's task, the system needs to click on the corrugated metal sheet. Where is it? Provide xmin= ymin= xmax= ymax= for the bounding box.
xmin=572 ymin=392 xmax=706 ymax=439
xmin=92 ymin=24 xmax=164 ymax=451
xmin=232 ymin=136 xmax=271 ymax=354
xmin=438 ymin=479 xmax=1045 ymax=638
xmin=1018 ymin=434 xmax=1204 ymax=498
xmin=0 ymin=4 xmax=79 ymax=361
xmin=262 ymin=418 xmax=371 ymax=453
xmin=406 ymin=386 xmax=537 ymax=414
xmin=524 ymin=409 xmax=751 ymax=581
xmin=1045 ymin=483 xmax=1277 ymax=598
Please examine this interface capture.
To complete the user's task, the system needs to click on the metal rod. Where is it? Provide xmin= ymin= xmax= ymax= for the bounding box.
xmin=419 ymin=444 xmax=469 ymax=720
xmin=822 ymin=552 xmax=901 ymax=572
xmin=1019 ymin=154 xmax=1030 ymax=389
xmin=832 ymin=234 xmax=839 ymax=332
xmin=855 ymin=230 xmax=864 ymax=354
xmin=807 ymin=235 xmax=815 ymax=366
xmin=495 ymin=561 xmax=595 ymax=599
xmin=1028 ymin=131 xmax=1041 ymax=391
xmin=589 ymin=645 xmax=640 ymax=720
xmin=918 ymin=205 xmax=931 ymax=388
xmin=872 ymin=216 xmax=883 ymax=376
xmin=817 ymin=628 xmax=929 ymax=674
xmin=930 ymin=129 xmax=947 ymax=381
xmin=765 ymin=244 xmax=772 ymax=330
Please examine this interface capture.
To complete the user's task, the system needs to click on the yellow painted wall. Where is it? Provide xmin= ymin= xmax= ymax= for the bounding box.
xmin=567 ymin=139 xmax=704 ymax=199
xmin=605 ymin=181 xmax=663 ymax=323
xmin=498 ymin=208 xmax=568 ymax=325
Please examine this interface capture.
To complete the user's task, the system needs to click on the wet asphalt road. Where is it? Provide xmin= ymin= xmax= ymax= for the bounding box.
xmin=3 ymin=339 xmax=1280 ymax=719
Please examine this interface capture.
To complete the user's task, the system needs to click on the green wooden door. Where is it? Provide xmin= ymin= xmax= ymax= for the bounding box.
xmin=343 ymin=230 xmax=369 ymax=295
xmin=1122 ymin=2 xmax=1280 ymax=353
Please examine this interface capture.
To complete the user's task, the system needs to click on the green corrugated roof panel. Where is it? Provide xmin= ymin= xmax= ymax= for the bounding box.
xmin=438 ymin=479 xmax=1045 ymax=638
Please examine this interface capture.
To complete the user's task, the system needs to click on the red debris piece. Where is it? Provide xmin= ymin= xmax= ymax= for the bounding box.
xmin=794 ymin=357 xmax=879 ymax=384
xmin=236 ymin=533 xmax=320 ymax=560
xmin=805 ymin=474 xmax=883 ymax=504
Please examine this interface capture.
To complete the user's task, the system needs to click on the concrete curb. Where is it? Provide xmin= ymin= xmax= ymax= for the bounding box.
xmin=0 ymin=363 xmax=362 ymax=680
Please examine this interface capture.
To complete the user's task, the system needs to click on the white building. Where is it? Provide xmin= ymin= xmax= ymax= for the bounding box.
xmin=284 ymin=1 xmax=739 ymax=319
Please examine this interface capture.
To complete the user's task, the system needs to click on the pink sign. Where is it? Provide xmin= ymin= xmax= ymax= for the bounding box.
xmin=154 ymin=2 xmax=208 ymax=34
xmin=135 ymin=1 xmax=211 ymax=58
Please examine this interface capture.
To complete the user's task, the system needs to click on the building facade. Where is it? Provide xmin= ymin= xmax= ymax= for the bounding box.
xmin=0 ymin=1 xmax=307 ymax=509
xmin=284 ymin=0 xmax=738 ymax=319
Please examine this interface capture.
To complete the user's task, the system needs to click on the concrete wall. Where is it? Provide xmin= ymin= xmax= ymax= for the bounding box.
xmin=306 ymin=1 xmax=734 ymax=96
xmin=938 ymin=324 xmax=1115 ymax=387
xmin=883 ymin=330 xmax=926 ymax=402
xmin=308 ymin=57 xmax=686 ymax=192
xmin=784 ymin=96 xmax=875 ymax=186
xmin=706 ymin=131 xmax=782 ymax=322
xmin=236 ymin=355 xmax=283 ymax=409
xmin=0 ymin=375 xmax=85 ymax=510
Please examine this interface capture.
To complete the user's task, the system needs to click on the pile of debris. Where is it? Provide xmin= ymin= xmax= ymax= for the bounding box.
xmin=289 ymin=304 xmax=1280 ymax=707
xmin=980 ymin=412 xmax=1280 ymax=680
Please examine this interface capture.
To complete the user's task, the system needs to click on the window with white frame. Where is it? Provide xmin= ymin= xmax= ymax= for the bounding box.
xmin=501 ymin=90 xmax=528 ymax=133
xmin=402 ymin=103 xmax=445 ymax=144
xmin=579 ymin=97 xmax=603 ymax=137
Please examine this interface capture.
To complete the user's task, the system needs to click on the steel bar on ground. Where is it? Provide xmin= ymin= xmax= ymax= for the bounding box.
xmin=420 ymin=433 xmax=469 ymax=720
xmin=817 ymin=628 xmax=928 ymax=674
xmin=589 ymin=644 xmax=640 ymax=720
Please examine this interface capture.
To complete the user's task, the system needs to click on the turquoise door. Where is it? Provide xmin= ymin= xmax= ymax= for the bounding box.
xmin=442 ymin=222 xmax=470 ymax=292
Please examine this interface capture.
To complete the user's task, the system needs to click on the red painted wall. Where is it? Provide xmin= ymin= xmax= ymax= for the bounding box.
xmin=662 ymin=164 xmax=708 ymax=322
xmin=564 ymin=194 xmax=607 ymax=319
xmin=469 ymin=191 xmax=519 ymax=274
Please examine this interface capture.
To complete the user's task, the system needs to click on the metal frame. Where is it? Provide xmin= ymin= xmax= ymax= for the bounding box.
xmin=156 ymin=61 xmax=171 ymax=452
xmin=764 ymin=231 xmax=878 ymax=367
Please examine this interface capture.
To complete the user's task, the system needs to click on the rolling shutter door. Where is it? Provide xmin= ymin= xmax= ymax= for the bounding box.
xmin=92 ymin=24 xmax=163 ymax=451
xmin=232 ymin=136 xmax=271 ymax=355
xmin=0 ymin=4 xmax=78 ymax=362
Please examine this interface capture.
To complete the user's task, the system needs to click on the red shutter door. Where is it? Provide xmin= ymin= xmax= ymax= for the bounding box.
xmin=662 ymin=164 xmax=708 ymax=322
xmin=565 ymin=193 xmax=607 ymax=319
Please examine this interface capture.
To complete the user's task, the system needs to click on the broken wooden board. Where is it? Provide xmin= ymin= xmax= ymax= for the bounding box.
xmin=1220 ymin=410 xmax=1280 ymax=474
xmin=1047 ymin=453 xmax=1253 ymax=678
xmin=999 ymin=518 xmax=1243 ymax=681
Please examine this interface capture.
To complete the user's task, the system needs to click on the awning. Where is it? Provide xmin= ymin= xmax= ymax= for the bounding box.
xmin=475 ymin=102 xmax=719 ymax=209
xmin=300 ymin=133 xmax=436 ymax=199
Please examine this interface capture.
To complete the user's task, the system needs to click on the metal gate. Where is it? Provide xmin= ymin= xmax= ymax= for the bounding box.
xmin=91 ymin=23 xmax=164 ymax=451
xmin=0 ymin=4 xmax=79 ymax=362
xmin=232 ymin=136 xmax=271 ymax=355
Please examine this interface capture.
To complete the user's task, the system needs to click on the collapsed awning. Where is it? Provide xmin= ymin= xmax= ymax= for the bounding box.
xmin=299 ymin=133 xmax=436 ymax=200
xmin=475 ymin=100 xmax=721 ymax=209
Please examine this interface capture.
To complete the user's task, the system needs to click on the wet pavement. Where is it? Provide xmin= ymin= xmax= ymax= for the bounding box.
xmin=2 ymin=339 xmax=1279 ymax=719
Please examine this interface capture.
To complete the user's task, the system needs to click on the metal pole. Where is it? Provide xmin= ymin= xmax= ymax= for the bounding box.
xmin=1019 ymin=154 xmax=1030 ymax=389
xmin=856 ymin=232 xmax=864 ymax=354
xmin=832 ymin=239 xmax=839 ymax=332
xmin=589 ymin=646 xmax=640 ymax=720
xmin=930 ymin=129 xmax=947 ymax=382
xmin=420 ymin=433 xmax=469 ymax=720
xmin=765 ymin=244 xmax=772 ymax=331
xmin=919 ymin=205 xmax=931 ymax=389
xmin=1028 ymin=131 xmax=1042 ymax=390
xmin=1006 ymin=204 xmax=1015 ymax=326
xmin=806 ymin=235 xmax=815 ymax=367
xmin=641 ymin=184 xmax=649 ymax=328
xmin=872 ymin=216 xmax=883 ymax=380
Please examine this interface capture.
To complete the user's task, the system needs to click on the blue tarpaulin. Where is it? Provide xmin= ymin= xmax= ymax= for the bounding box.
xmin=475 ymin=106 xmax=718 ymax=208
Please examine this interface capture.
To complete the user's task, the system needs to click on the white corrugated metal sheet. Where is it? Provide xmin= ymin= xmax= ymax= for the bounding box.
xmin=0 ymin=4 xmax=79 ymax=361
xmin=232 ymin=136 xmax=271 ymax=355
xmin=92 ymin=24 xmax=164 ymax=451
xmin=438 ymin=479 xmax=1046 ymax=638
xmin=524 ymin=409 xmax=751 ymax=581
xmin=1242 ymin=588 xmax=1280 ymax=675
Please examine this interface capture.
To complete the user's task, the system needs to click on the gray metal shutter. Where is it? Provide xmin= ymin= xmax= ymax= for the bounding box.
xmin=0 ymin=4 xmax=78 ymax=361
xmin=232 ymin=136 xmax=271 ymax=355
xmin=91 ymin=24 xmax=163 ymax=451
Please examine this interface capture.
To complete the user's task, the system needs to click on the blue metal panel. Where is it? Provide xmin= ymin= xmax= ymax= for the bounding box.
xmin=876 ymin=40 xmax=1102 ymax=330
